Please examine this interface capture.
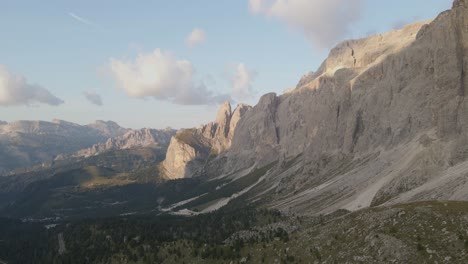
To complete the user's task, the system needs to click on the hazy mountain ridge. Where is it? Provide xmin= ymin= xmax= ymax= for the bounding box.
xmin=86 ymin=120 xmax=131 ymax=138
xmin=0 ymin=118 xmax=178 ymax=175
xmin=0 ymin=119 xmax=128 ymax=174
xmin=72 ymin=127 xmax=176 ymax=158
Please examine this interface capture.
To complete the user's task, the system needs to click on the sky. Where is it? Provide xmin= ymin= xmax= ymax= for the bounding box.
xmin=0 ymin=0 xmax=453 ymax=129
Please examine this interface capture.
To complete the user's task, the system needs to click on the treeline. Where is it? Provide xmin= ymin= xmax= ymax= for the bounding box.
xmin=0 ymin=207 xmax=283 ymax=264
xmin=0 ymin=218 xmax=52 ymax=263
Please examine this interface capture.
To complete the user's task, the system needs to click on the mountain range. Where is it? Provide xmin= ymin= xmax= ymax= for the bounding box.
xmin=1 ymin=0 xmax=467 ymax=220
xmin=155 ymin=0 xmax=468 ymax=216
xmin=0 ymin=1 xmax=467 ymax=263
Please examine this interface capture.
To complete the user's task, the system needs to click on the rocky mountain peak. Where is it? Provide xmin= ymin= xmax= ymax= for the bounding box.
xmin=257 ymin=93 xmax=278 ymax=110
xmin=229 ymin=104 xmax=251 ymax=139
xmin=304 ymin=21 xmax=428 ymax=88
xmin=454 ymin=0 xmax=466 ymax=8
xmin=215 ymin=101 xmax=232 ymax=138
xmin=162 ymin=102 xmax=252 ymax=179
xmin=216 ymin=101 xmax=232 ymax=124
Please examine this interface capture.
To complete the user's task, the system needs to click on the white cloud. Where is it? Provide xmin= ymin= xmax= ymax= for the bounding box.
xmin=231 ymin=63 xmax=257 ymax=101
xmin=69 ymin=12 xmax=95 ymax=26
xmin=83 ymin=91 xmax=103 ymax=106
xmin=249 ymin=0 xmax=364 ymax=48
xmin=0 ymin=65 xmax=64 ymax=106
xmin=109 ymin=49 xmax=230 ymax=105
xmin=186 ymin=28 xmax=206 ymax=48
xmin=249 ymin=0 xmax=265 ymax=13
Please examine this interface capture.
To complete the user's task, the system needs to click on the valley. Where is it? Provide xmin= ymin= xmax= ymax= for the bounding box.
xmin=0 ymin=0 xmax=467 ymax=263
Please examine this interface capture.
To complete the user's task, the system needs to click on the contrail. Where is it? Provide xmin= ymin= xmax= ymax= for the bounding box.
xmin=69 ymin=12 xmax=94 ymax=26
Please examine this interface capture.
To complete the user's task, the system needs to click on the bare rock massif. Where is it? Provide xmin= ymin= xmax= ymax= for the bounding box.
xmin=162 ymin=102 xmax=251 ymax=179
xmin=72 ymin=128 xmax=176 ymax=158
xmin=164 ymin=1 xmax=468 ymax=214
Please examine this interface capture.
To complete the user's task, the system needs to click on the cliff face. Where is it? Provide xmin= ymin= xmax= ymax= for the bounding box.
xmin=162 ymin=102 xmax=252 ymax=179
xmin=201 ymin=2 xmax=468 ymax=214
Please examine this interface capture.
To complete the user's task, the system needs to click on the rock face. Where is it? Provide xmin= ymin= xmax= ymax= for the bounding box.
xmin=0 ymin=120 xmax=128 ymax=173
xmin=296 ymin=71 xmax=315 ymax=88
xmin=200 ymin=2 xmax=468 ymax=214
xmin=162 ymin=102 xmax=252 ymax=179
xmin=161 ymin=135 xmax=208 ymax=179
xmin=73 ymin=128 xmax=176 ymax=157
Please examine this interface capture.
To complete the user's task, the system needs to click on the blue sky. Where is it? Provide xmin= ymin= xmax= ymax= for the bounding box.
xmin=0 ymin=0 xmax=452 ymax=129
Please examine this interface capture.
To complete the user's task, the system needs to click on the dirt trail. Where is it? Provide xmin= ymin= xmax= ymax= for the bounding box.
xmin=58 ymin=233 xmax=66 ymax=255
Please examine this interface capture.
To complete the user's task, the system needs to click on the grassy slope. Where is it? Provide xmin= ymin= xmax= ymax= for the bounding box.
xmin=174 ymin=162 xmax=277 ymax=211
xmin=237 ymin=201 xmax=468 ymax=264
xmin=1 ymin=165 xmax=164 ymax=219
xmin=1 ymin=201 xmax=467 ymax=263
xmin=146 ymin=201 xmax=468 ymax=264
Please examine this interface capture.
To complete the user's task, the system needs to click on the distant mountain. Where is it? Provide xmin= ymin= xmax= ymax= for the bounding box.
xmin=0 ymin=119 xmax=129 ymax=174
xmin=86 ymin=120 xmax=130 ymax=138
xmin=72 ymin=128 xmax=176 ymax=158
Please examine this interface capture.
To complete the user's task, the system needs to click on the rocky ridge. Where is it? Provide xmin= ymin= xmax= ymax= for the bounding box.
xmin=164 ymin=1 xmax=468 ymax=215
xmin=162 ymin=102 xmax=251 ymax=179
xmin=229 ymin=1 xmax=468 ymax=215
xmin=72 ymin=128 xmax=176 ymax=158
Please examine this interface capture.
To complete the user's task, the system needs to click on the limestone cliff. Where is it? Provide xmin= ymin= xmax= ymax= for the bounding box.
xmin=201 ymin=1 xmax=468 ymax=215
xmin=162 ymin=102 xmax=251 ymax=179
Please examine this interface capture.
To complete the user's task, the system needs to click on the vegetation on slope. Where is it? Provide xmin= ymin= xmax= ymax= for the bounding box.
xmin=174 ymin=162 xmax=277 ymax=211
xmin=1 ymin=201 xmax=468 ymax=263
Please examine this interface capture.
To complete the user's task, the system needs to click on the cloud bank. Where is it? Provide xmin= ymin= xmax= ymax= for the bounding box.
xmin=83 ymin=91 xmax=103 ymax=106
xmin=186 ymin=28 xmax=206 ymax=48
xmin=231 ymin=63 xmax=257 ymax=101
xmin=249 ymin=0 xmax=364 ymax=48
xmin=109 ymin=49 xmax=230 ymax=105
xmin=0 ymin=65 xmax=64 ymax=106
